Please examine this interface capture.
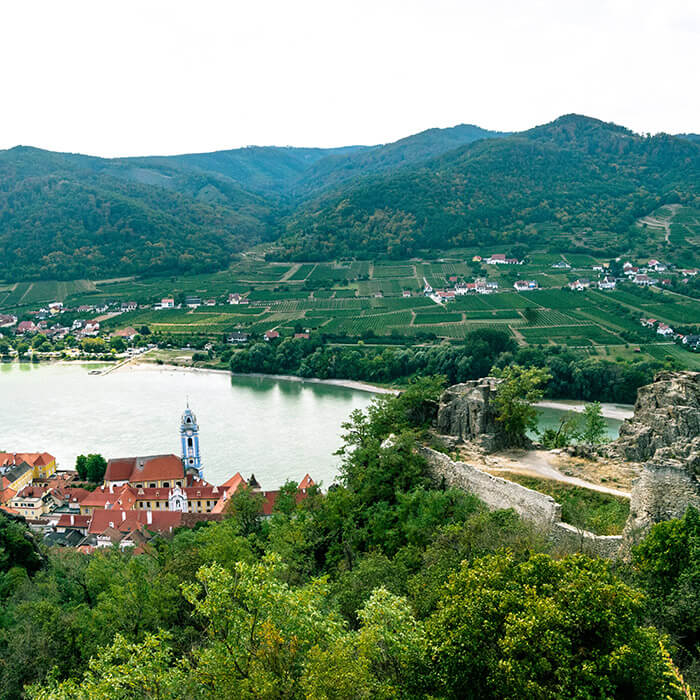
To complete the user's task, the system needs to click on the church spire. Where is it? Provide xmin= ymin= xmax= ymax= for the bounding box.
xmin=180 ymin=403 xmax=203 ymax=479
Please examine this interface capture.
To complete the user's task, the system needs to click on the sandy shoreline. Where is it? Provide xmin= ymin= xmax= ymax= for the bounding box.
xmin=535 ymin=400 xmax=633 ymax=421
xmin=121 ymin=361 xmax=397 ymax=395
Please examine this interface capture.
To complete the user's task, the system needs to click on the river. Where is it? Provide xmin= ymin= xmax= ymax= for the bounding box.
xmin=1 ymin=362 xmax=628 ymax=489
xmin=1 ymin=362 xmax=374 ymax=489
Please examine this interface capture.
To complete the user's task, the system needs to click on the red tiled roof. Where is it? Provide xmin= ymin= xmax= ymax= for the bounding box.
xmin=12 ymin=485 xmax=49 ymax=500
xmin=299 ymin=474 xmax=315 ymax=490
xmin=80 ymin=487 xmax=116 ymax=508
xmin=132 ymin=485 xmax=220 ymax=500
xmin=105 ymin=454 xmax=184 ymax=483
xmin=0 ymin=452 xmax=55 ymax=468
xmin=57 ymin=513 xmax=91 ymax=528
xmin=88 ymin=509 xmax=182 ymax=535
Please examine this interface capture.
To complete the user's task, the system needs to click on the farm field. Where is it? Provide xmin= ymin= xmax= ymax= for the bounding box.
xmin=2 ymin=253 xmax=699 ymax=366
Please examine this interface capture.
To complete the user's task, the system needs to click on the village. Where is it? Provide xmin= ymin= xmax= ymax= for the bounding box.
xmin=0 ymin=405 xmax=315 ymax=553
xmin=1 ymin=252 xmax=699 ymax=359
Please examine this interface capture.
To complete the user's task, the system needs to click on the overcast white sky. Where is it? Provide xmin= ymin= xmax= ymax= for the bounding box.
xmin=0 ymin=0 xmax=697 ymax=157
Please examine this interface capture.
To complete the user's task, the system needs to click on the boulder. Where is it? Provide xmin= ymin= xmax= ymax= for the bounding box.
xmin=436 ymin=377 xmax=503 ymax=452
xmin=613 ymin=370 xmax=700 ymax=462
xmin=612 ymin=371 xmax=700 ymax=549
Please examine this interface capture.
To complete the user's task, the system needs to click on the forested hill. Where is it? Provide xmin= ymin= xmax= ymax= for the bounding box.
xmin=0 ymin=123 xmax=503 ymax=280
xmin=0 ymin=146 xmax=278 ymax=279
xmin=2 ymin=115 xmax=698 ymax=280
xmin=279 ymin=115 xmax=700 ymax=260
xmin=292 ymin=124 xmax=508 ymax=196
xmin=129 ymin=145 xmax=369 ymax=196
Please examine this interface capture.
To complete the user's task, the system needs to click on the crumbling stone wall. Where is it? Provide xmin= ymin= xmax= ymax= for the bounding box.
xmin=417 ymin=446 xmax=622 ymax=556
xmin=418 ymin=446 xmax=561 ymax=527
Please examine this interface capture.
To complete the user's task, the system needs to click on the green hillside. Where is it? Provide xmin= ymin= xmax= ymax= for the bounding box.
xmin=279 ymin=115 xmax=700 ymax=261
xmin=294 ymin=123 xmax=507 ymax=195
xmin=2 ymin=116 xmax=698 ymax=281
xmin=0 ymin=147 xmax=277 ymax=280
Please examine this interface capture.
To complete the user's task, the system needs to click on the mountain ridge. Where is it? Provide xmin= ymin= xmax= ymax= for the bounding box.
xmin=1 ymin=115 xmax=698 ymax=280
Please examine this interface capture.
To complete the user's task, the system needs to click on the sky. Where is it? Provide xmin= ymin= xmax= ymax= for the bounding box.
xmin=0 ymin=0 xmax=698 ymax=157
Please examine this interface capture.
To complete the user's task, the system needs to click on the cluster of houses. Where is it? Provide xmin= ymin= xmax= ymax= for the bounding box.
xmin=637 ymin=319 xmax=700 ymax=349
xmin=423 ymin=277 xmax=501 ymax=304
xmin=0 ymin=407 xmax=316 ymax=553
xmin=2 ymin=457 xmax=315 ymax=552
xmin=567 ymin=277 xmax=616 ymax=291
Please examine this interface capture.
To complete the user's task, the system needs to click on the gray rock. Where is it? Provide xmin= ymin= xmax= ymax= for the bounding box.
xmin=436 ymin=377 xmax=503 ymax=452
xmin=611 ymin=371 xmax=700 ymax=550
xmin=613 ymin=370 xmax=700 ymax=462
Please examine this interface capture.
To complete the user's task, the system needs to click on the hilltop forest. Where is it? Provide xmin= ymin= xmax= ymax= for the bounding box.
xmin=1 ymin=115 xmax=698 ymax=281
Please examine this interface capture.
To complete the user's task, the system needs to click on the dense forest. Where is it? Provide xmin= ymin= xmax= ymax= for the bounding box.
xmin=279 ymin=115 xmax=700 ymax=260
xmin=228 ymin=328 xmax=670 ymax=404
xmin=2 ymin=115 xmax=698 ymax=280
xmin=1 ymin=384 xmax=698 ymax=698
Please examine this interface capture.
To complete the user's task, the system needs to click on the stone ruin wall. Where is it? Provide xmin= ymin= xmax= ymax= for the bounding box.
xmin=418 ymin=446 xmax=622 ymax=558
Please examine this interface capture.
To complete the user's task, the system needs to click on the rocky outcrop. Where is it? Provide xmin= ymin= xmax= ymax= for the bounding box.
xmin=611 ymin=371 xmax=700 ymax=548
xmin=436 ymin=377 xmax=503 ymax=452
xmin=613 ymin=370 xmax=700 ymax=462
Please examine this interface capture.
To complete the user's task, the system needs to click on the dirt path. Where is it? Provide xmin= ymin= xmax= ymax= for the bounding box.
xmin=471 ymin=449 xmax=632 ymax=498
xmin=638 ymin=203 xmax=681 ymax=244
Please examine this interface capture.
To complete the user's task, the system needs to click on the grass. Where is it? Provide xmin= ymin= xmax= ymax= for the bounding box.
xmin=496 ymin=471 xmax=629 ymax=535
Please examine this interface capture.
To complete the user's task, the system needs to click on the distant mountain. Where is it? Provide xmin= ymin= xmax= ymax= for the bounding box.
xmin=129 ymin=145 xmax=369 ymax=196
xmin=293 ymin=124 xmax=508 ymax=195
xmin=0 ymin=147 xmax=277 ymax=280
xmin=279 ymin=115 xmax=700 ymax=260
xmin=2 ymin=116 xmax=697 ymax=280
xmin=0 ymin=123 xmax=507 ymax=279
xmin=676 ymin=133 xmax=700 ymax=144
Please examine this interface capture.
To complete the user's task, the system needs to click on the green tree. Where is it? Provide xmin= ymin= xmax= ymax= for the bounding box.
xmin=75 ymin=454 xmax=88 ymax=481
xmin=181 ymin=558 xmax=344 ymax=697
xmin=580 ymin=401 xmax=609 ymax=445
xmin=27 ymin=632 xmax=184 ymax=700
xmin=429 ymin=552 xmax=686 ymax=699
xmin=492 ymin=365 xmax=551 ymax=447
xmin=633 ymin=507 xmax=700 ymax=659
xmin=81 ymin=338 xmax=107 ymax=354
xmin=303 ymin=588 xmax=428 ymax=699
xmin=85 ymin=454 xmax=107 ymax=483
xmin=225 ymin=486 xmax=265 ymax=537
xmin=109 ymin=336 xmax=126 ymax=352
xmin=540 ymin=411 xmax=580 ymax=448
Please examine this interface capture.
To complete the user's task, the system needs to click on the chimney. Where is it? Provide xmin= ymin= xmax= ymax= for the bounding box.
xmin=147 ymin=510 xmax=152 ymax=525
xmin=70 ymin=515 xmax=74 ymax=525
xmin=109 ymin=483 xmax=114 ymax=493
xmin=121 ymin=511 xmax=126 ymax=521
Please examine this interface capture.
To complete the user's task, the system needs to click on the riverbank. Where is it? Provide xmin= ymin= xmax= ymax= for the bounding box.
xmin=535 ymin=400 xmax=633 ymax=421
xmin=122 ymin=359 xmax=397 ymax=395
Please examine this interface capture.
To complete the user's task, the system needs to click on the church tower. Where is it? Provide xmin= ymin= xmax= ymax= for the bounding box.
xmin=180 ymin=404 xmax=203 ymax=479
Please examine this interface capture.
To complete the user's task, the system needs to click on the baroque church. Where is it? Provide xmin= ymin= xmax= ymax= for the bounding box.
xmin=80 ymin=404 xmax=315 ymax=520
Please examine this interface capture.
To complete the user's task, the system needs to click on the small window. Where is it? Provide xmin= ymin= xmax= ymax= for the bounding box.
xmin=163 ymin=482 xmax=169 ymax=487
xmin=187 ymin=437 xmax=193 ymax=448
xmin=149 ymin=483 xmax=156 ymax=488
xmin=176 ymin=481 xmax=182 ymax=487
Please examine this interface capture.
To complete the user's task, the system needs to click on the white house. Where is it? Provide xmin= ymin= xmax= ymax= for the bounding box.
xmin=598 ymin=276 xmax=616 ymax=290
xmin=657 ymin=323 xmax=674 ymax=336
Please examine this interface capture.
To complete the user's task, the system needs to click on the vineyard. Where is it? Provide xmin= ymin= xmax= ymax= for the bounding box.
xmin=1 ymin=253 xmax=699 ymax=367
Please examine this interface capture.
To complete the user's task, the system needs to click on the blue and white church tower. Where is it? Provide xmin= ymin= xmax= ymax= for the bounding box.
xmin=180 ymin=403 xmax=203 ymax=479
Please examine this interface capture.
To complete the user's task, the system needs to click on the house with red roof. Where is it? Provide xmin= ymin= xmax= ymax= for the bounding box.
xmin=104 ymin=454 xmax=186 ymax=489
